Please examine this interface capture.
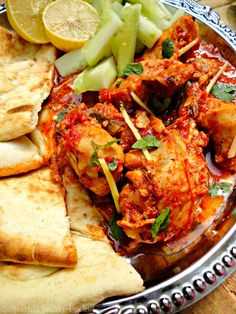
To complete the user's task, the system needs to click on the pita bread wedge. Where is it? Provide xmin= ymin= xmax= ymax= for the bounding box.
xmin=0 ymin=235 xmax=144 ymax=313
xmin=62 ymin=165 xmax=107 ymax=241
xmin=0 ymin=136 xmax=45 ymax=177
xmin=0 ymin=167 xmax=77 ymax=267
xmin=0 ymin=26 xmax=56 ymax=141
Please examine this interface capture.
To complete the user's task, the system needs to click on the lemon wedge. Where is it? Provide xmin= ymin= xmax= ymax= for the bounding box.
xmin=6 ymin=0 xmax=52 ymax=44
xmin=43 ymin=0 xmax=100 ymax=52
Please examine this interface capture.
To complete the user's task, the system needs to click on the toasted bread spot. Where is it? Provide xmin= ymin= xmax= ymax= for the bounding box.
xmin=7 ymin=105 xmax=34 ymax=114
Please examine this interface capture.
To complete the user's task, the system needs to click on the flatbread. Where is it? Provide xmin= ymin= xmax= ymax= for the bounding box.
xmin=0 ymin=136 xmax=44 ymax=177
xmin=0 ymin=26 xmax=56 ymax=141
xmin=62 ymin=165 xmax=107 ymax=241
xmin=0 ymin=262 xmax=60 ymax=281
xmin=0 ymin=167 xmax=77 ymax=267
xmin=0 ymin=235 xmax=144 ymax=314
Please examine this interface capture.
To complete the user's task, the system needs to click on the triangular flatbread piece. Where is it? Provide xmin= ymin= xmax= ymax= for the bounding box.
xmin=0 ymin=167 xmax=77 ymax=267
xmin=0 ymin=136 xmax=44 ymax=177
xmin=0 ymin=26 xmax=56 ymax=141
xmin=0 ymin=235 xmax=144 ymax=313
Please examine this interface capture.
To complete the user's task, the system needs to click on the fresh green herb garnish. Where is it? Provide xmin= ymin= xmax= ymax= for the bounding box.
xmin=56 ymin=110 xmax=68 ymax=124
xmin=211 ymin=83 xmax=235 ymax=102
xmin=103 ymin=139 xmax=121 ymax=148
xmin=162 ymin=39 xmax=174 ymax=59
xmin=107 ymin=158 xmax=118 ymax=171
xmin=90 ymin=140 xmax=121 ymax=167
xmin=109 ymin=212 xmax=126 ymax=241
xmin=208 ymin=182 xmax=232 ymax=197
xmin=132 ymin=135 xmax=160 ymax=149
xmin=90 ymin=142 xmax=100 ymax=167
xmin=121 ymin=62 xmax=143 ymax=78
xmin=116 ymin=80 xmax=122 ymax=88
xmin=151 ymin=207 xmax=171 ymax=238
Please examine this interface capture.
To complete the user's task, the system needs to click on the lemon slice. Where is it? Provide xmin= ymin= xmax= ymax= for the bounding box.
xmin=6 ymin=0 xmax=52 ymax=44
xmin=43 ymin=0 xmax=100 ymax=52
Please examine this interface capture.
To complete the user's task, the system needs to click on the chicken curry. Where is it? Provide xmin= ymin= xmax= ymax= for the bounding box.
xmin=37 ymin=16 xmax=236 ymax=255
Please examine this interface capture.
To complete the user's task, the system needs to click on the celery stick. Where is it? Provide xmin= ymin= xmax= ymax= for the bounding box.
xmin=55 ymin=48 xmax=88 ymax=77
xmin=116 ymin=4 xmax=141 ymax=76
xmin=72 ymin=56 xmax=117 ymax=94
xmin=138 ymin=15 xmax=162 ymax=48
xmin=83 ymin=9 xmax=122 ymax=67
xmin=128 ymin=0 xmax=170 ymax=30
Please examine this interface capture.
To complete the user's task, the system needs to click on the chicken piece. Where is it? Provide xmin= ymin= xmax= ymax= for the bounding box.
xmin=178 ymin=57 xmax=233 ymax=117
xmin=190 ymin=58 xmax=222 ymax=87
xmin=99 ymin=74 xmax=147 ymax=108
xmin=60 ymin=108 xmax=124 ymax=196
xmin=178 ymin=83 xmax=204 ymax=118
xmin=100 ymin=53 xmax=195 ymax=110
xmin=198 ymin=97 xmax=236 ymax=171
xmin=100 ymin=59 xmax=194 ymax=110
xmin=119 ymin=109 xmax=165 ymax=152
xmin=118 ymin=118 xmax=209 ymax=243
xmin=143 ymin=16 xmax=199 ymax=60
xmin=140 ymin=59 xmax=194 ymax=98
xmin=86 ymin=102 xmax=125 ymax=136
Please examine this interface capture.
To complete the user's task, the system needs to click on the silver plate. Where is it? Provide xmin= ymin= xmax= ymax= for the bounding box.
xmin=0 ymin=1 xmax=235 ymax=313
xmin=95 ymin=1 xmax=236 ymax=312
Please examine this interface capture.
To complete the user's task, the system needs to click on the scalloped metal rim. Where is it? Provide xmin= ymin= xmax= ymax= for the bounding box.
xmin=0 ymin=1 xmax=235 ymax=313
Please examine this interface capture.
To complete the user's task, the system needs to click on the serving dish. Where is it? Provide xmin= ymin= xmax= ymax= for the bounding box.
xmin=95 ymin=0 xmax=236 ymax=313
xmin=0 ymin=1 xmax=235 ymax=313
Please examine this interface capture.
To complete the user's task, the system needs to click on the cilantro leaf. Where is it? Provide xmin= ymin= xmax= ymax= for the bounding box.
xmin=103 ymin=139 xmax=121 ymax=148
xmin=211 ymin=83 xmax=235 ymax=102
xmin=162 ymin=39 xmax=174 ymax=59
xmin=132 ymin=135 xmax=160 ymax=149
xmin=107 ymin=158 xmax=118 ymax=171
xmin=116 ymin=80 xmax=122 ymax=88
xmin=56 ymin=110 xmax=68 ymax=124
xmin=108 ymin=212 xmax=125 ymax=241
xmin=151 ymin=207 xmax=171 ymax=238
xmin=151 ymin=208 xmax=171 ymax=237
xmin=121 ymin=62 xmax=143 ymax=78
xmin=90 ymin=140 xmax=121 ymax=167
xmin=208 ymin=182 xmax=232 ymax=197
xmin=90 ymin=142 xmax=100 ymax=167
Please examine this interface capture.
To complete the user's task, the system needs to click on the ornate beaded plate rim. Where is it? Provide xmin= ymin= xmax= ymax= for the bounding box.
xmin=0 ymin=1 xmax=235 ymax=313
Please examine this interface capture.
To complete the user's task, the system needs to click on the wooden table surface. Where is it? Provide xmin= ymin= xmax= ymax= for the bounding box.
xmin=0 ymin=0 xmax=235 ymax=313
xmin=182 ymin=0 xmax=236 ymax=313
